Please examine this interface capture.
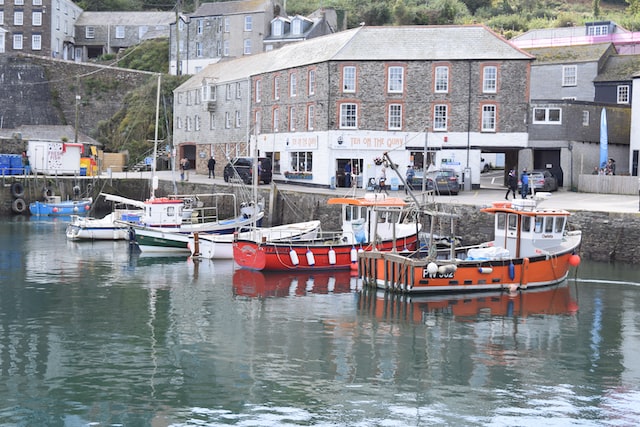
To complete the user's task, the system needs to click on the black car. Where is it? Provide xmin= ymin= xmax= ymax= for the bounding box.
xmin=408 ymin=168 xmax=460 ymax=195
xmin=223 ymin=157 xmax=272 ymax=185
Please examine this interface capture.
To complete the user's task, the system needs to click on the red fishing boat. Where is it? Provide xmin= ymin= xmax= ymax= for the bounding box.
xmin=233 ymin=193 xmax=421 ymax=271
xmin=359 ymin=196 xmax=582 ymax=294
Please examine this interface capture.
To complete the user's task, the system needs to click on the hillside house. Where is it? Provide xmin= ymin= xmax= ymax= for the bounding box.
xmin=74 ymin=11 xmax=174 ymax=61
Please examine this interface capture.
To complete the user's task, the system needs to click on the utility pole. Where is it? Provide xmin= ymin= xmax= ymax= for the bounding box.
xmin=74 ymin=75 xmax=80 ymax=144
xmin=175 ymin=0 xmax=181 ymax=75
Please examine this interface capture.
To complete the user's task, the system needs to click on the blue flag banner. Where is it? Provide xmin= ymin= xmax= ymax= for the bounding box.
xmin=600 ymin=108 xmax=608 ymax=169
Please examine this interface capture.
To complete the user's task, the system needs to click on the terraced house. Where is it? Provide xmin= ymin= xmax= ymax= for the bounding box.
xmin=174 ymin=25 xmax=533 ymax=189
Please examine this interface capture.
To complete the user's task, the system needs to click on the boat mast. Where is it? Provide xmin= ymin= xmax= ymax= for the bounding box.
xmin=151 ymin=73 xmax=161 ymax=199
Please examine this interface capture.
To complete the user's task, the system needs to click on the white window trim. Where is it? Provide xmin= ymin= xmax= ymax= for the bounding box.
xmin=388 ymin=104 xmax=402 ymax=130
xmin=481 ymin=104 xmax=497 ymax=132
xmin=562 ymin=65 xmax=577 ymax=87
xmin=388 ymin=66 xmax=404 ymax=93
xmin=482 ymin=66 xmax=497 ymax=93
xmin=343 ymin=66 xmax=356 ymax=93
xmin=533 ymin=107 xmax=562 ymax=124
xmin=435 ymin=66 xmax=449 ymax=93
xmin=617 ymin=85 xmax=630 ymax=104
xmin=339 ymin=103 xmax=358 ymax=129
xmin=433 ymin=104 xmax=448 ymax=131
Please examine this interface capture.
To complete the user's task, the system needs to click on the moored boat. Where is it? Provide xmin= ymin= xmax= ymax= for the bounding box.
xmin=116 ymin=193 xmax=264 ymax=254
xmin=29 ymin=196 xmax=93 ymax=216
xmin=359 ymin=195 xmax=582 ymax=294
xmin=233 ymin=193 xmax=421 ymax=271
xmin=189 ymin=220 xmax=322 ymax=259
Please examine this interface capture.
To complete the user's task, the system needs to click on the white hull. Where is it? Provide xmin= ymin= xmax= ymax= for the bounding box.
xmin=66 ymin=211 xmax=141 ymax=241
xmin=191 ymin=220 xmax=322 ymax=260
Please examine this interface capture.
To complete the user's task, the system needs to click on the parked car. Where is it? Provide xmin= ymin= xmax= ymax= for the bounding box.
xmin=408 ymin=168 xmax=460 ymax=195
xmin=518 ymin=169 xmax=558 ymax=192
xmin=223 ymin=157 xmax=272 ymax=185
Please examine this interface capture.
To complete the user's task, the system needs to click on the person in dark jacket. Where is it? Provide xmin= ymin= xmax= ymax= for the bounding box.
xmin=505 ymin=169 xmax=517 ymax=200
xmin=207 ymin=156 xmax=216 ymax=178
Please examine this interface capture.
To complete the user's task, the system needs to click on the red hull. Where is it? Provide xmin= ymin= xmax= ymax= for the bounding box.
xmin=233 ymin=234 xmax=419 ymax=271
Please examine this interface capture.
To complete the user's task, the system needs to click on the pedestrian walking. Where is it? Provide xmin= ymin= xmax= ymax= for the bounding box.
xmin=180 ymin=157 xmax=190 ymax=181
xmin=505 ymin=169 xmax=517 ymax=200
xmin=344 ymin=161 xmax=352 ymax=188
xmin=207 ymin=156 xmax=216 ymax=178
xmin=520 ymin=168 xmax=529 ymax=199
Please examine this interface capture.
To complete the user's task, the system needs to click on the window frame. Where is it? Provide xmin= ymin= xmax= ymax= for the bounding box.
xmin=435 ymin=66 xmax=449 ymax=93
xmin=290 ymin=73 xmax=297 ymax=97
xmin=433 ymin=104 xmax=448 ymax=131
xmin=533 ymin=107 xmax=562 ymax=124
xmin=244 ymin=15 xmax=252 ymax=32
xmin=307 ymin=104 xmax=314 ymax=130
xmin=342 ymin=66 xmax=356 ymax=93
xmin=388 ymin=104 xmax=402 ymax=130
xmin=482 ymin=65 xmax=497 ymax=93
xmin=308 ymin=69 xmax=315 ymax=96
xmin=617 ymin=85 xmax=630 ymax=104
xmin=289 ymin=106 xmax=296 ymax=131
xmin=562 ymin=65 xmax=577 ymax=87
xmin=387 ymin=66 xmax=404 ymax=93
xmin=481 ymin=104 xmax=497 ymax=132
xmin=339 ymin=103 xmax=358 ymax=129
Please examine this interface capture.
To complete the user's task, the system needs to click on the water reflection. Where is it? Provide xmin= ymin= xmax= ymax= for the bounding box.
xmin=233 ymin=269 xmax=362 ymax=298
xmin=358 ymin=282 xmax=580 ymax=324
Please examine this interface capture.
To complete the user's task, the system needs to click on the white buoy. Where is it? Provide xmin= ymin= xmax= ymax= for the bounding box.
xmin=289 ymin=249 xmax=300 ymax=266
xmin=328 ymin=248 xmax=337 ymax=265
xmin=427 ymin=262 xmax=438 ymax=275
xmin=350 ymin=247 xmax=358 ymax=263
xmin=306 ymin=250 xmax=315 ymax=266
xmin=478 ymin=267 xmax=493 ymax=274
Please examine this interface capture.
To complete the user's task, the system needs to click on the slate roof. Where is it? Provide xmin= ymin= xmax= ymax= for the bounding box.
xmin=524 ymin=43 xmax=614 ymax=65
xmin=76 ymin=12 xmax=175 ymax=26
xmin=593 ymin=54 xmax=640 ymax=82
xmin=177 ymin=25 xmax=532 ymax=91
xmin=190 ymin=0 xmax=274 ymax=18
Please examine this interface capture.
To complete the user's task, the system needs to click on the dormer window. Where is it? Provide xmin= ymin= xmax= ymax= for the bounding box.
xmin=272 ymin=19 xmax=283 ymax=36
xmin=292 ymin=19 xmax=302 ymax=35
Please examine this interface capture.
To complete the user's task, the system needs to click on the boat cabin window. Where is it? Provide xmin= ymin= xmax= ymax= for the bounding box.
xmin=534 ymin=217 xmax=543 ymax=233
xmin=508 ymin=214 xmax=517 ymax=231
xmin=166 ymin=206 xmax=176 ymax=217
xmin=496 ymin=213 xmax=506 ymax=231
xmin=521 ymin=216 xmax=532 ymax=233
xmin=545 ymin=217 xmax=554 ymax=233
xmin=555 ymin=217 xmax=565 ymax=233
xmin=345 ymin=206 xmax=366 ymax=222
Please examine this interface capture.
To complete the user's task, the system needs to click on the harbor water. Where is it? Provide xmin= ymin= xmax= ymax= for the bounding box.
xmin=1 ymin=217 xmax=639 ymax=426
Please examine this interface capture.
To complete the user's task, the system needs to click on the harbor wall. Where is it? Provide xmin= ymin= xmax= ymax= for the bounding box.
xmin=2 ymin=176 xmax=639 ymax=264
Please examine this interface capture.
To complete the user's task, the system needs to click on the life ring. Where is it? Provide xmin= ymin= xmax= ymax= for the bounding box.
xmin=42 ymin=187 xmax=53 ymax=198
xmin=11 ymin=182 xmax=25 ymax=198
xmin=11 ymin=198 xmax=26 ymax=214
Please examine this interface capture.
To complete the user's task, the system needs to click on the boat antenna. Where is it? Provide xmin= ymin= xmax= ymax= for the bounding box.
xmin=151 ymin=73 xmax=161 ymax=199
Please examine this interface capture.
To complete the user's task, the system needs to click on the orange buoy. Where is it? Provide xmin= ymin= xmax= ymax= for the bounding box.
xmin=569 ymin=254 xmax=581 ymax=267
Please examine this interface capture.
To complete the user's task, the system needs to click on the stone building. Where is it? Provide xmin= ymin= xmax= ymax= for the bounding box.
xmin=74 ymin=11 xmax=174 ymax=61
xmin=0 ymin=0 xmax=82 ymax=59
xmin=174 ymin=25 xmax=533 ymax=188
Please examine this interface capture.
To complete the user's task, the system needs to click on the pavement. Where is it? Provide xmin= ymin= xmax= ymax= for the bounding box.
xmin=105 ymin=169 xmax=640 ymax=214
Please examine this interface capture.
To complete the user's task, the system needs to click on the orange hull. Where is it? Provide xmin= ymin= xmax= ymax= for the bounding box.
xmin=360 ymin=249 xmax=578 ymax=293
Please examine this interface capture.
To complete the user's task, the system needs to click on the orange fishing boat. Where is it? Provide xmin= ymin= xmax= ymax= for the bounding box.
xmin=359 ymin=196 xmax=582 ymax=294
xmin=233 ymin=193 xmax=421 ymax=271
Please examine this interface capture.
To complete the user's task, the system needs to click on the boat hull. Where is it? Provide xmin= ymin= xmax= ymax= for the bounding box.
xmin=29 ymin=199 xmax=92 ymax=216
xmin=359 ymin=232 xmax=581 ymax=293
xmin=134 ymin=228 xmax=191 ymax=253
xmin=233 ymin=234 xmax=419 ymax=271
xmin=191 ymin=221 xmax=321 ymax=260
